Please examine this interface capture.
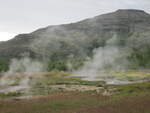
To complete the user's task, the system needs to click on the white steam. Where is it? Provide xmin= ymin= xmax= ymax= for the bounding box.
xmin=74 ymin=35 xmax=129 ymax=81
xmin=0 ymin=57 xmax=45 ymax=93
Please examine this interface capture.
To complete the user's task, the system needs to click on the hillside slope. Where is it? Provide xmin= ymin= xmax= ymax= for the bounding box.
xmin=0 ymin=9 xmax=150 ymax=70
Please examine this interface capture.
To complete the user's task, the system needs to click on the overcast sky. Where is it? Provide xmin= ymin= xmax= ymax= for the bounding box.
xmin=0 ymin=0 xmax=150 ymax=41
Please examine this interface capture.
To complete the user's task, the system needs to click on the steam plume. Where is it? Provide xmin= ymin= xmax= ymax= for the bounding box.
xmin=0 ymin=57 xmax=45 ymax=93
xmin=74 ymin=34 xmax=129 ymax=81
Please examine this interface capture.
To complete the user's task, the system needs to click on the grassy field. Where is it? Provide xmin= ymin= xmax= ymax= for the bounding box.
xmin=0 ymin=71 xmax=150 ymax=113
xmin=0 ymin=82 xmax=149 ymax=113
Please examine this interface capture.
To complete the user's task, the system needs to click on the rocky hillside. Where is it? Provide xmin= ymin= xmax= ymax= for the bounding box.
xmin=0 ymin=9 xmax=150 ymax=69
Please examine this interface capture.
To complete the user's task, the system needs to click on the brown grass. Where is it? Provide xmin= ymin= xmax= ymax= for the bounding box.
xmin=0 ymin=92 xmax=150 ymax=113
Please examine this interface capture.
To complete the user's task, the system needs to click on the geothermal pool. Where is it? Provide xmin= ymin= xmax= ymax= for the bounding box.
xmin=70 ymin=74 xmax=150 ymax=85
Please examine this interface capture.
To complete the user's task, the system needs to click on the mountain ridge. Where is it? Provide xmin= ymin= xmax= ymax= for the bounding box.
xmin=0 ymin=9 xmax=150 ymax=70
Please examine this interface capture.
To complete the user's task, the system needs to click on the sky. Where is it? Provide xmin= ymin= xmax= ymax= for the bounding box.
xmin=0 ymin=0 xmax=150 ymax=41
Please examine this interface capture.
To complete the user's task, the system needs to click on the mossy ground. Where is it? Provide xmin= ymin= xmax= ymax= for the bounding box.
xmin=0 ymin=71 xmax=150 ymax=113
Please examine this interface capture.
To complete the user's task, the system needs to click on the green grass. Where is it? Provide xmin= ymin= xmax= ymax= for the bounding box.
xmin=35 ymin=72 xmax=101 ymax=85
xmin=0 ymin=84 xmax=149 ymax=113
xmin=0 ymin=92 xmax=22 ymax=98
xmin=1 ymin=71 xmax=150 ymax=97
xmin=114 ymin=70 xmax=150 ymax=81
xmin=30 ymin=72 xmax=105 ymax=94
xmin=113 ymin=82 xmax=150 ymax=96
xmin=0 ymin=71 xmax=150 ymax=113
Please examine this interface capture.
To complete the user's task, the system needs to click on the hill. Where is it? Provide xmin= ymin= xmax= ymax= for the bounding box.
xmin=0 ymin=9 xmax=150 ymax=71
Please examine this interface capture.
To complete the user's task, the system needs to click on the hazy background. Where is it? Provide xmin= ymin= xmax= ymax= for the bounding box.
xmin=0 ymin=0 xmax=150 ymax=41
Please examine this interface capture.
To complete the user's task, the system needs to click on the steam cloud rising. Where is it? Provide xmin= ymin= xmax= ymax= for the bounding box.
xmin=0 ymin=27 xmax=133 ymax=93
xmin=0 ymin=57 xmax=45 ymax=93
xmin=74 ymin=35 xmax=129 ymax=81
